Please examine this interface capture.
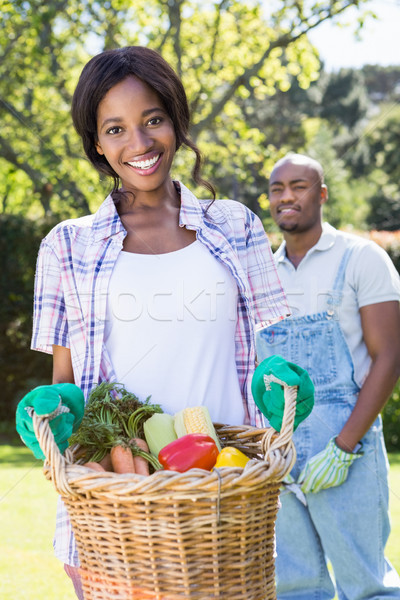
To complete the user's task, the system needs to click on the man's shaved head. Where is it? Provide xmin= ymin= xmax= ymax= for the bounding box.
xmin=271 ymin=153 xmax=324 ymax=186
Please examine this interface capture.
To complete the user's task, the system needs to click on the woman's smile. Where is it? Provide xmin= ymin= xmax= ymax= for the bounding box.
xmin=126 ymin=153 xmax=161 ymax=172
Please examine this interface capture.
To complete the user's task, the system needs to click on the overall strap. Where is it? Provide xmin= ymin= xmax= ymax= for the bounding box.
xmin=332 ymin=244 xmax=356 ymax=293
xmin=327 ymin=243 xmax=357 ymax=312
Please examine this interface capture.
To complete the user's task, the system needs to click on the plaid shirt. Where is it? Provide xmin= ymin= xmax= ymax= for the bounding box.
xmin=32 ymin=181 xmax=289 ymax=565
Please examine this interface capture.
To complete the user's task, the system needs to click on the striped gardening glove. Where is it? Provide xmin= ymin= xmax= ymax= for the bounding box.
xmin=281 ymin=473 xmax=307 ymax=505
xmin=299 ymin=437 xmax=363 ymax=494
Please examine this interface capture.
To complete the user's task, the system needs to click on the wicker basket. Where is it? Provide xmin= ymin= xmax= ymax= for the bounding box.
xmin=32 ymin=378 xmax=297 ymax=600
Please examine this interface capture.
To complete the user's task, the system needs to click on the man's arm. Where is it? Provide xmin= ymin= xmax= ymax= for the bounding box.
xmin=335 ymin=300 xmax=400 ymax=453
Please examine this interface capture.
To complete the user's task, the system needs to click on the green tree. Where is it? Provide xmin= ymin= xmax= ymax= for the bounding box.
xmin=361 ymin=64 xmax=400 ymax=103
xmin=365 ymin=104 xmax=400 ymax=230
xmin=0 ymin=214 xmax=55 ymax=421
xmin=319 ymin=69 xmax=369 ymax=131
xmin=0 ymin=0 xmax=369 ymax=217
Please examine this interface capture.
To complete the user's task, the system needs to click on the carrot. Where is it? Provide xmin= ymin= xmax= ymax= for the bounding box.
xmin=99 ymin=452 xmax=113 ymax=471
xmin=132 ymin=438 xmax=150 ymax=476
xmin=83 ymin=461 xmax=106 ymax=471
xmin=110 ymin=445 xmax=136 ymax=473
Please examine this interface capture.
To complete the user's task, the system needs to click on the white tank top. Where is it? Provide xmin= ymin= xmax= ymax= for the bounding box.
xmin=104 ymin=240 xmax=244 ymax=425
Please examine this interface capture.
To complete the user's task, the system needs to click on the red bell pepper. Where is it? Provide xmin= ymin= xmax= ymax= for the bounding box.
xmin=158 ymin=433 xmax=219 ymax=472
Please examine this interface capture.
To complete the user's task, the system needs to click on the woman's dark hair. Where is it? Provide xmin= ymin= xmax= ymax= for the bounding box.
xmin=71 ymin=46 xmax=215 ymax=199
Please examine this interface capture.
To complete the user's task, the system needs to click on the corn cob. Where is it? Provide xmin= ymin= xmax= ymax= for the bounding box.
xmin=174 ymin=406 xmax=221 ymax=451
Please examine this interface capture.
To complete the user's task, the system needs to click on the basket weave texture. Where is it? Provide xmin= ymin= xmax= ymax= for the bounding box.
xmin=33 ymin=380 xmax=297 ymax=600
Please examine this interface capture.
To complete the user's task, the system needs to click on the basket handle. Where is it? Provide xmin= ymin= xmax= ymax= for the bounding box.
xmin=260 ymin=374 xmax=297 ymax=475
xmin=31 ymin=410 xmax=76 ymax=496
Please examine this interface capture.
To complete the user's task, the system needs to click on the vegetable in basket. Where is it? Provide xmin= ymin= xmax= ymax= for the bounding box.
xmin=69 ymin=382 xmax=163 ymax=473
xmin=110 ymin=441 xmax=151 ymax=474
xmin=109 ymin=437 xmax=153 ymax=475
xmin=82 ymin=461 xmax=106 ymax=471
xmin=214 ymin=446 xmax=250 ymax=468
xmin=143 ymin=412 xmax=177 ymax=457
xmin=174 ymin=406 xmax=221 ymax=451
xmin=158 ymin=433 xmax=219 ymax=472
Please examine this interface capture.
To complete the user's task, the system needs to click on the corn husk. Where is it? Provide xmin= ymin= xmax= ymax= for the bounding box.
xmin=143 ymin=412 xmax=177 ymax=457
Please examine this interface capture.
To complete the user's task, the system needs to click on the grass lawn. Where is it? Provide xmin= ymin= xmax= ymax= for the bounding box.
xmin=1 ymin=442 xmax=399 ymax=599
xmin=0 ymin=443 xmax=75 ymax=599
xmin=387 ymin=452 xmax=400 ymax=573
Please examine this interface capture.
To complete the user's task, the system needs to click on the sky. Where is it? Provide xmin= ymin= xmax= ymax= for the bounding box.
xmin=307 ymin=0 xmax=400 ymax=71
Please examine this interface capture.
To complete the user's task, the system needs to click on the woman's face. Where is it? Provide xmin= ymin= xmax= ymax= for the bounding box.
xmin=95 ymin=76 xmax=176 ymax=196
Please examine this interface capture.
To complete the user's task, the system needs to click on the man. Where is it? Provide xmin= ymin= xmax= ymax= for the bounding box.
xmin=256 ymin=153 xmax=400 ymax=599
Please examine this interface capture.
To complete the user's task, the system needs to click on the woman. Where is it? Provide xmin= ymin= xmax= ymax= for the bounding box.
xmin=31 ymin=46 xmax=289 ymax=598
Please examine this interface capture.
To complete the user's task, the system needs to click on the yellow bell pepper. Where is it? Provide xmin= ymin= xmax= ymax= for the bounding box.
xmin=214 ymin=446 xmax=250 ymax=468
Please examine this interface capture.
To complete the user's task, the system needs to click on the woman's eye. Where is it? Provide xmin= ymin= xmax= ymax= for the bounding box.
xmin=147 ymin=117 xmax=162 ymax=126
xmin=106 ymin=126 xmax=122 ymax=135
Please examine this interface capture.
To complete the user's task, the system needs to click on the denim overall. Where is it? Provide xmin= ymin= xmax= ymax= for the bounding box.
xmin=256 ymin=247 xmax=400 ymax=600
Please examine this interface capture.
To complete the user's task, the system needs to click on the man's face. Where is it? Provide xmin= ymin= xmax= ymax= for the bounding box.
xmin=268 ymin=160 xmax=327 ymax=233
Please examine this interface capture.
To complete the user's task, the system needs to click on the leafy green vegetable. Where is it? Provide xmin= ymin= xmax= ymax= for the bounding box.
xmin=69 ymin=382 xmax=163 ymax=467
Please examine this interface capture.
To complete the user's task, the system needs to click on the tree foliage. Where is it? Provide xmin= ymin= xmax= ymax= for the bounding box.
xmin=0 ymin=0 xmax=368 ymax=215
xmin=0 ymin=214 xmax=54 ymax=420
xmin=363 ymin=103 xmax=400 ymax=231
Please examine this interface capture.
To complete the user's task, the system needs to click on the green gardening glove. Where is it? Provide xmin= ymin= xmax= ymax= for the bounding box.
xmin=16 ymin=383 xmax=85 ymax=460
xmin=251 ymin=355 xmax=314 ymax=432
xmin=299 ymin=437 xmax=363 ymax=494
